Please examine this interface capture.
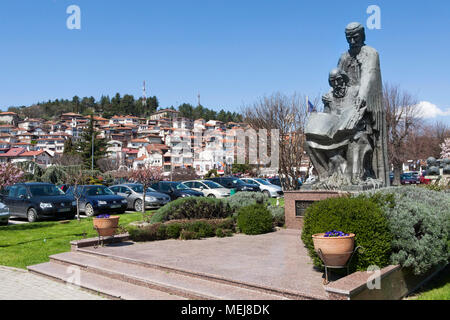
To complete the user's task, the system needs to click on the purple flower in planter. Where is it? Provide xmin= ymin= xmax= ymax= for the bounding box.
xmin=324 ymin=230 xmax=349 ymax=237
xmin=96 ymin=214 xmax=110 ymax=219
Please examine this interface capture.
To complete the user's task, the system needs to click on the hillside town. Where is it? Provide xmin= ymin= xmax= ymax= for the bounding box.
xmin=0 ymin=109 xmax=284 ymax=177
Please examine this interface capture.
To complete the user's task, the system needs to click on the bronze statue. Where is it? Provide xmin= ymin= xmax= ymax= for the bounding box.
xmin=305 ymin=22 xmax=389 ymax=189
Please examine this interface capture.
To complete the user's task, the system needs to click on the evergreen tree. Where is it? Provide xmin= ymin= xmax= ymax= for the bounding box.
xmin=76 ymin=115 xmax=108 ymax=170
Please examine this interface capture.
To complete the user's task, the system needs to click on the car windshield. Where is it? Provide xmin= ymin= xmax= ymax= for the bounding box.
xmin=85 ymin=186 xmax=114 ymax=196
xmin=29 ymin=185 xmax=65 ymax=197
xmin=232 ymin=179 xmax=246 ymax=186
xmin=173 ymin=182 xmax=189 ymax=190
xmin=255 ymin=178 xmax=272 ymax=185
xmin=203 ymin=181 xmax=223 ymax=189
xmin=130 ymin=185 xmax=157 ymax=193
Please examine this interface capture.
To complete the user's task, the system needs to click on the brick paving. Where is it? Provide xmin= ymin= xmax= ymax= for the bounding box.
xmin=0 ymin=266 xmax=107 ymax=300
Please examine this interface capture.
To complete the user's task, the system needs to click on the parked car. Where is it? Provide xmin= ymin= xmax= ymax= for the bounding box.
xmin=57 ymin=184 xmax=70 ymax=193
xmin=265 ymin=177 xmax=281 ymax=187
xmin=419 ymin=171 xmax=431 ymax=185
xmin=206 ymin=177 xmax=260 ymax=192
xmin=0 ymin=201 xmax=10 ymax=226
xmin=400 ymin=172 xmax=420 ymax=185
xmin=65 ymin=185 xmax=128 ymax=217
xmin=109 ymin=183 xmax=171 ymax=211
xmin=240 ymin=178 xmax=283 ymax=198
xmin=183 ymin=180 xmax=231 ymax=198
xmin=0 ymin=183 xmax=76 ymax=222
xmin=150 ymin=181 xmax=204 ymax=200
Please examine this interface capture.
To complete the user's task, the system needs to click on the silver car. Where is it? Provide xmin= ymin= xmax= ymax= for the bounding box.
xmin=183 ymin=180 xmax=231 ymax=198
xmin=0 ymin=202 xmax=10 ymax=226
xmin=240 ymin=178 xmax=284 ymax=198
xmin=110 ymin=184 xmax=171 ymax=211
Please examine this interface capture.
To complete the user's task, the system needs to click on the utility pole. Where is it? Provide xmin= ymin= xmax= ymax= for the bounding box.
xmin=142 ymin=80 xmax=147 ymax=107
xmin=91 ymin=115 xmax=94 ymax=171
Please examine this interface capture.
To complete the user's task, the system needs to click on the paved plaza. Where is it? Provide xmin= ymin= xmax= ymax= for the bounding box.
xmin=0 ymin=265 xmax=106 ymax=300
xmin=77 ymin=228 xmax=328 ymax=299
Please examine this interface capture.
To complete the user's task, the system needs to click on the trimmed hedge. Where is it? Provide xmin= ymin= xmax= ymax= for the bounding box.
xmin=301 ymin=196 xmax=393 ymax=272
xmin=361 ymin=187 xmax=450 ymax=275
xmin=150 ymin=197 xmax=233 ymax=223
xmin=128 ymin=218 xmax=235 ymax=242
xmin=237 ymin=204 xmax=274 ymax=235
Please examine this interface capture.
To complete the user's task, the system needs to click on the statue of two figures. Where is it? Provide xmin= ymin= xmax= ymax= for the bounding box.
xmin=305 ymin=22 xmax=390 ymax=190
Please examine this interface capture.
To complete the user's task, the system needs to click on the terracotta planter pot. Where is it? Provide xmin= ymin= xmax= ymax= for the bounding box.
xmin=312 ymin=233 xmax=355 ymax=266
xmin=93 ymin=216 xmax=120 ymax=237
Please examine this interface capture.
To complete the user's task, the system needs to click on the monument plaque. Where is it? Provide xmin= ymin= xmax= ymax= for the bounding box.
xmin=295 ymin=200 xmax=314 ymax=217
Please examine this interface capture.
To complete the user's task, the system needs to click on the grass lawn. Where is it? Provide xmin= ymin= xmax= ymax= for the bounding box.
xmin=0 ymin=211 xmax=151 ymax=269
xmin=407 ymin=266 xmax=450 ymax=300
xmin=269 ymin=197 xmax=284 ymax=207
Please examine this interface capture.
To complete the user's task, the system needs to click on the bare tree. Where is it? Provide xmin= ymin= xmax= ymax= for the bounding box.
xmin=384 ymin=83 xmax=422 ymax=185
xmin=242 ymin=92 xmax=314 ymax=190
xmin=97 ymin=156 xmax=122 ymax=173
xmin=128 ymin=167 xmax=163 ymax=218
xmin=52 ymin=153 xmax=83 ymax=166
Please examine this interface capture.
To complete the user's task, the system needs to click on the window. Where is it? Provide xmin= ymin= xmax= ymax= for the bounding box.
xmin=29 ymin=185 xmax=64 ymax=197
xmin=8 ymin=186 xmax=19 ymax=198
xmin=183 ymin=182 xmax=193 ymax=188
xmin=16 ymin=186 xmax=28 ymax=198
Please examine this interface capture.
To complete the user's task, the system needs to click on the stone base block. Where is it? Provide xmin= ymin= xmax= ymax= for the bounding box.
xmin=284 ymin=190 xmax=349 ymax=230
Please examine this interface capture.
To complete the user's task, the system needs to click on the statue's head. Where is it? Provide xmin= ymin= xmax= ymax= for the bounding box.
xmin=345 ymin=22 xmax=366 ymax=52
xmin=329 ymin=68 xmax=349 ymax=98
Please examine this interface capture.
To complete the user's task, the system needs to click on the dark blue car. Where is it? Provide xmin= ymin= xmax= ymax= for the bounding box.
xmin=66 ymin=185 xmax=128 ymax=217
xmin=0 ymin=183 xmax=76 ymax=222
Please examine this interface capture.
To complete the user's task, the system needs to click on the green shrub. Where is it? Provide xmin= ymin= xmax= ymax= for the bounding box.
xmin=150 ymin=197 xmax=233 ymax=223
xmin=225 ymin=192 xmax=269 ymax=214
xmin=180 ymin=230 xmax=199 ymax=240
xmin=183 ymin=220 xmax=215 ymax=238
xmin=361 ymin=187 xmax=450 ymax=275
xmin=301 ymin=196 xmax=393 ymax=272
xmin=165 ymin=223 xmax=183 ymax=239
xmin=128 ymin=223 xmax=165 ymax=242
xmin=268 ymin=205 xmax=285 ymax=227
xmin=216 ymin=228 xmax=225 ymax=238
xmin=128 ymin=218 xmax=236 ymax=242
xmin=237 ymin=204 xmax=274 ymax=235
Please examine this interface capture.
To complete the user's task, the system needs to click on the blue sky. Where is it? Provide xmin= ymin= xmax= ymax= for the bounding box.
xmin=0 ymin=0 xmax=449 ymax=123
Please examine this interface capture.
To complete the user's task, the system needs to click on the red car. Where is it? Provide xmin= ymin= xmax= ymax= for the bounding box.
xmin=419 ymin=172 xmax=431 ymax=185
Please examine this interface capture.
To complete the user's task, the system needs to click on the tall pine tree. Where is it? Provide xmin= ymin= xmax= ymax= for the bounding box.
xmin=77 ymin=115 xmax=108 ymax=170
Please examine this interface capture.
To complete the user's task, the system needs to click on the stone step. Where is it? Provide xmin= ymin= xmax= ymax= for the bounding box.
xmin=27 ymin=262 xmax=186 ymax=300
xmin=49 ymin=251 xmax=289 ymax=300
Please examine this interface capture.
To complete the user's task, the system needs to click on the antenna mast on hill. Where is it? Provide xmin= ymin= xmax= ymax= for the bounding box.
xmin=197 ymin=92 xmax=201 ymax=106
xmin=142 ymin=81 xmax=147 ymax=107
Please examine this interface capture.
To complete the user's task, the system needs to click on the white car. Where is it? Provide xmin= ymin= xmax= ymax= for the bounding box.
xmin=183 ymin=180 xmax=231 ymax=199
xmin=240 ymin=178 xmax=283 ymax=198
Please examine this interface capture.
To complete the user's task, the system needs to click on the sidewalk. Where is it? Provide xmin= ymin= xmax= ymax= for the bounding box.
xmin=0 ymin=266 xmax=107 ymax=300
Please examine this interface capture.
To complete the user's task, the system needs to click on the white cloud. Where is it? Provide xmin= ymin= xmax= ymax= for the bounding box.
xmin=416 ymin=101 xmax=450 ymax=119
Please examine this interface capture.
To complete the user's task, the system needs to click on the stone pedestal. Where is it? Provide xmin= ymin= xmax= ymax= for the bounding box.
xmin=284 ymin=190 xmax=349 ymax=230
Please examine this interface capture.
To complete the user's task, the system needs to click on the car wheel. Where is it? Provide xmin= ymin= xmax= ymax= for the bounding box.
xmin=263 ymin=190 xmax=271 ymax=198
xmin=134 ymin=199 xmax=143 ymax=212
xmin=85 ymin=203 xmax=95 ymax=217
xmin=27 ymin=208 xmax=38 ymax=223
xmin=207 ymin=194 xmax=216 ymax=198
